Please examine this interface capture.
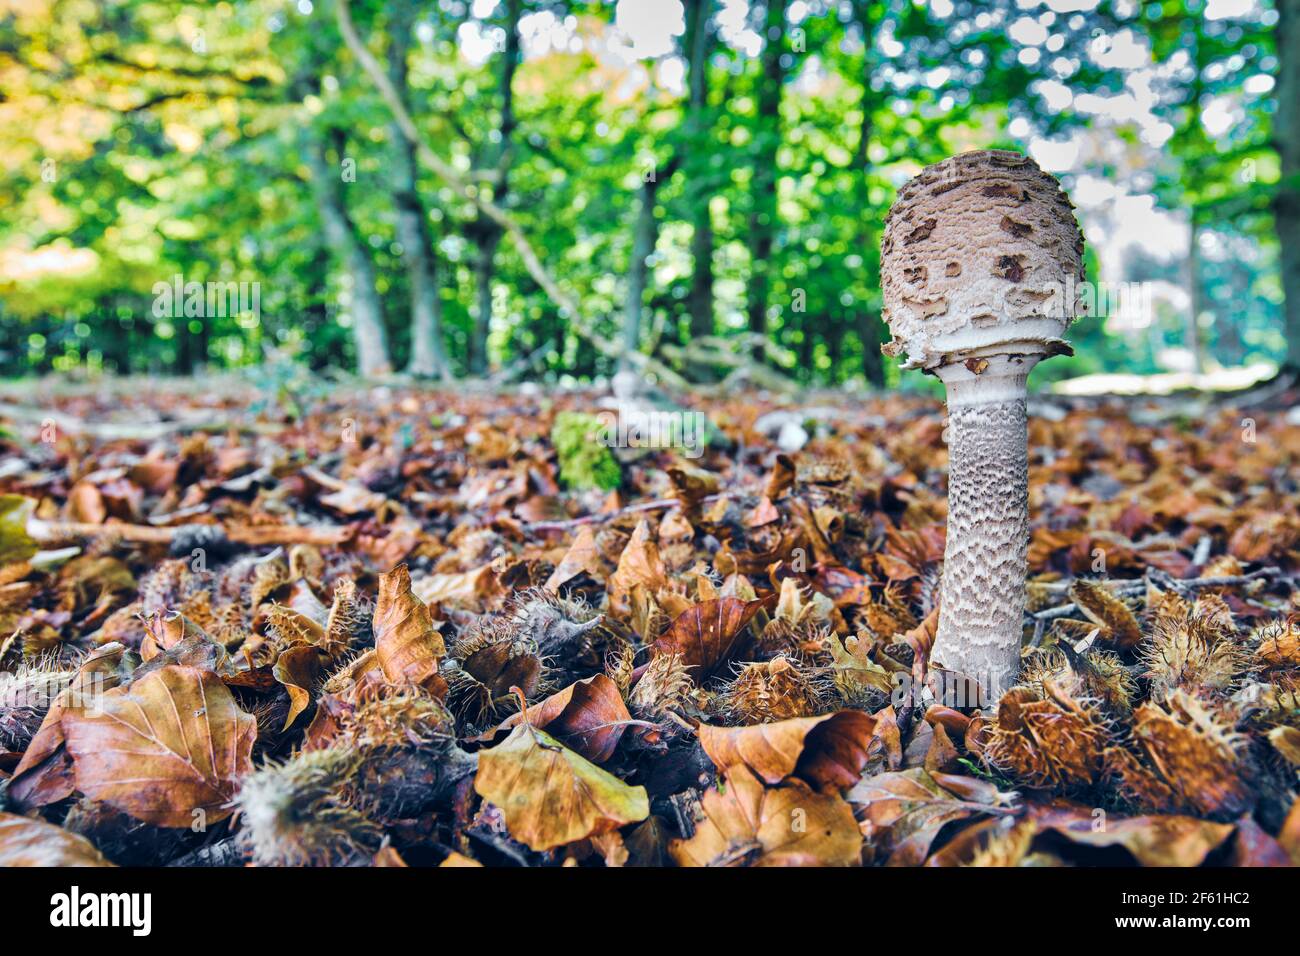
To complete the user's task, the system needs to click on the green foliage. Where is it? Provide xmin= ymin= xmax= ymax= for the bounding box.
xmin=551 ymin=413 xmax=621 ymax=492
xmin=0 ymin=495 xmax=37 ymax=566
xmin=0 ymin=0 xmax=1288 ymax=383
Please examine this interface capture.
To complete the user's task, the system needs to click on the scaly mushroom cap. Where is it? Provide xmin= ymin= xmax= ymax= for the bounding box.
xmin=880 ymin=150 xmax=1085 ymax=371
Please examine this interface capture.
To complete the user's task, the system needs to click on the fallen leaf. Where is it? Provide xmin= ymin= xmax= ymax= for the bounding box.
xmin=474 ymin=723 xmax=649 ymax=852
xmin=696 ymin=710 xmax=878 ymax=791
xmin=374 ymin=564 xmax=446 ymax=690
xmin=608 ymin=520 xmax=668 ymax=617
xmin=543 ymin=525 xmax=606 ymax=591
xmin=0 ymin=812 xmax=115 ymax=867
xmin=670 ymin=767 xmax=861 ymax=867
xmin=8 ymin=643 xmax=135 ymax=809
xmin=479 ymin=674 xmax=634 ymax=763
xmin=652 ymin=597 xmax=767 ymax=678
xmin=62 ymin=664 xmax=256 ymax=827
xmin=1039 ymin=811 xmax=1234 ymax=867
xmin=848 ymin=768 xmax=1012 ymax=866
xmin=0 ymin=495 xmax=37 ymax=566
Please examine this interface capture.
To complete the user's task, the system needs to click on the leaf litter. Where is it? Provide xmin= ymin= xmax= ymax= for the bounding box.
xmin=0 ymin=382 xmax=1296 ymax=867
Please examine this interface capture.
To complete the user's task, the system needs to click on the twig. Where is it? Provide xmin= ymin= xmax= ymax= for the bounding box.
xmin=29 ymin=519 xmax=351 ymax=548
xmin=1030 ymin=567 xmax=1282 ymax=624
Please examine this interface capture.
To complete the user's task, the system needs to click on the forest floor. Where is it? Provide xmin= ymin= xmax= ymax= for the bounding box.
xmin=0 ymin=376 xmax=1297 ymax=866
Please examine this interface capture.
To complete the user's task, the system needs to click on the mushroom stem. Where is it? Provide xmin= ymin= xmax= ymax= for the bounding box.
xmin=933 ymin=353 xmax=1038 ymax=704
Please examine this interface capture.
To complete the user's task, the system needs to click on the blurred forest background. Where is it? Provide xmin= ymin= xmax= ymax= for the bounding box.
xmin=0 ymin=0 xmax=1296 ymax=392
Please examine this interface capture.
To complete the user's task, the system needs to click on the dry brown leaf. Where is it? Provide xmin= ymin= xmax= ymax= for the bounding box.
xmin=7 ymin=643 xmax=135 ymax=809
xmin=696 ymin=710 xmax=878 ymax=791
xmin=474 ymin=723 xmax=649 ymax=852
xmin=652 ymin=597 xmax=768 ymax=678
xmin=848 ymin=768 xmax=1013 ymax=866
xmin=1038 ymin=810 xmax=1234 ymax=867
xmin=607 ymin=519 xmax=668 ymax=617
xmin=440 ymin=851 xmax=483 ymax=867
xmin=480 ymin=674 xmax=634 ymax=763
xmin=543 ymin=525 xmax=606 ymax=591
xmin=62 ymin=664 xmax=256 ymax=827
xmin=0 ymin=812 xmax=115 ymax=867
xmin=670 ymin=767 xmax=860 ymax=867
xmin=412 ymin=564 xmax=498 ymax=610
xmin=273 ymin=644 xmax=329 ymax=730
xmin=373 ymin=564 xmax=446 ymax=690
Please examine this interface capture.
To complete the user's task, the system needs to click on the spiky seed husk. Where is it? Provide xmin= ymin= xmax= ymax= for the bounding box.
xmin=628 ymin=651 xmax=693 ymax=721
xmin=717 ymin=655 xmax=833 ymax=724
xmin=604 ymin=640 xmax=636 ymax=697
xmin=1108 ymin=689 xmax=1252 ymax=819
xmin=445 ymin=620 xmax=548 ymax=727
xmin=963 ymin=820 xmax=1041 ymax=867
xmin=0 ymin=658 xmax=74 ymax=750
xmin=1253 ymin=617 xmax=1300 ymax=674
xmin=234 ymin=746 xmax=381 ymax=866
xmin=250 ymin=557 xmax=291 ymax=607
xmin=1068 ymin=579 xmax=1143 ymax=650
xmin=984 ymin=679 xmax=1113 ymax=791
xmin=1142 ymin=595 xmax=1245 ymax=697
xmin=344 ymin=689 xmax=456 ymax=753
xmin=1020 ymin=648 xmax=1135 ymax=717
xmin=139 ymin=558 xmax=205 ymax=617
xmin=324 ymin=577 xmax=369 ymax=655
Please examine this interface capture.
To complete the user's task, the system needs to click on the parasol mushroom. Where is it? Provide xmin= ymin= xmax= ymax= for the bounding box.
xmin=880 ymin=149 xmax=1085 ymax=704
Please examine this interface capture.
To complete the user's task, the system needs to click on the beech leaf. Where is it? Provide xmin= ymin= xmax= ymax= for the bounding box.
xmin=474 ymin=723 xmax=649 ymax=851
xmin=0 ymin=812 xmax=115 ymax=867
xmin=670 ymin=768 xmax=861 ymax=867
xmin=373 ymin=564 xmax=446 ymax=689
xmin=652 ymin=597 xmax=768 ymax=678
xmin=62 ymin=664 xmax=256 ymax=827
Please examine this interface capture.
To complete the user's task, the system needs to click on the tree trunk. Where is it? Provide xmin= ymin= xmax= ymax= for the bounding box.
xmin=387 ymin=0 xmax=452 ymax=381
xmin=1186 ymin=211 xmax=1206 ymax=374
xmin=620 ymin=175 xmax=662 ymax=372
xmin=851 ymin=0 xmax=886 ymax=387
xmin=745 ymin=0 xmax=787 ymax=361
xmin=1278 ymin=0 xmax=1300 ymax=371
xmin=467 ymin=0 xmax=522 ymax=376
xmin=684 ymin=0 xmax=716 ymax=358
xmin=306 ymin=127 xmax=392 ymax=377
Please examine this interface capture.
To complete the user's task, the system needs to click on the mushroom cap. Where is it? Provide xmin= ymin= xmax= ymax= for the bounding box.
xmin=880 ymin=150 xmax=1085 ymax=370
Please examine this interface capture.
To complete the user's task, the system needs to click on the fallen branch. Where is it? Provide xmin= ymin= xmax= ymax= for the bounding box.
xmin=29 ymin=518 xmax=352 ymax=548
xmin=1030 ymin=566 xmax=1282 ymax=625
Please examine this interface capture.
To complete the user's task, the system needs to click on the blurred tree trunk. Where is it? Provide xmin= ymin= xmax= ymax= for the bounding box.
xmin=1187 ymin=211 xmax=1207 ymax=374
xmin=620 ymin=176 xmax=661 ymax=373
xmin=387 ymin=1 xmax=452 ymax=381
xmin=851 ymin=0 xmax=886 ymax=387
xmin=1279 ymin=0 xmax=1300 ymax=372
xmin=468 ymin=0 xmax=522 ymax=376
xmin=306 ymin=126 xmax=392 ymax=377
xmin=745 ymin=0 xmax=787 ymax=361
xmin=683 ymin=0 xmax=716 ymax=361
